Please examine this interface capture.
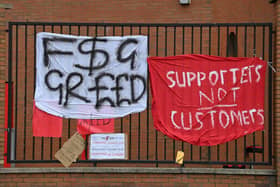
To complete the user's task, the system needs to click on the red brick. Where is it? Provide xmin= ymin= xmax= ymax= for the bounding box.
xmin=0 ymin=0 xmax=278 ymax=186
xmin=23 ymin=177 xmax=63 ymax=183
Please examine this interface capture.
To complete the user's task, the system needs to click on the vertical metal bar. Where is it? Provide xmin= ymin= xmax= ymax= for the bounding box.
xmin=67 ymin=119 xmax=71 ymax=138
xmin=235 ymin=26 xmax=239 ymax=162
xmin=208 ymin=26 xmax=211 ymax=161
xmin=77 ymin=25 xmax=86 ymax=161
xmin=253 ymin=25 xmax=256 ymax=57
xmin=181 ymin=25 xmax=185 ymax=167
xmin=23 ymin=24 xmax=28 ymax=160
xmin=32 ymin=25 xmax=36 ymax=160
xmin=217 ymin=25 xmax=220 ymax=161
xmin=164 ymin=26 xmax=167 ymax=54
xmin=95 ymin=25 xmax=98 ymax=36
xmin=268 ymin=24 xmax=273 ymax=164
xmin=191 ymin=26 xmax=194 ymax=54
xmin=217 ymin=26 xmax=220 ymax=55
xmin=243 ymin=25 xmax=247 ymax=162
xmin=147 ymin=26 xmax=150 ymax=53
xmin=262 ymin=26 xmax=265 ymax=162
xmin=226 ymin=26 xmax=229 ymax=57
xmin=173 ymin=26 xmax=176 ymax=55
xmin=15 ymin=25 xmax=18 ymax=160
xmin=112 ymin=26 xmax=115 ymax=36
xmin=155 ymin=26 xmax=159 ymax=167
xmin=146 ymin=25 xmax=150 ymax=160
xmin=86 ymin=25 xmax=89 ymax=36
xmin=200 ymin=25 xmax=202 ymax=54
xmin=173 ymin=26 xmax=176 ymax=160
xmin=130 ymin=25 xmax=133 ymax=34
xmin=129 ymin=25 xmax=133 ymax=160
xmin=78 ymin=25 xmax=81 ymax=36
xmin=164 ymin=26 xmax=167 ymax=160
xmin=58 ymin=25 xmax=63 ymax=149
xmin=253 ymin=25 xmax=257 ymax=163
xmin=69 ymin=25 xmax=72 ymax=35
xmin=104 ymin=25 xmax=106 ymax=36
xmin=120 ymin=115 xmax=124 ymax=134
xmin=208 ymin=26 xmax=211 ymax=55
xmin=199 ymin=25 xmax=202 ymax=160
xmin=77 ymin=25 xmax=81 ymax=36
xmin=41 ymin=25 xmax=46 ymax=160
xmin=262 ymin=26 xmax=265 ymax=66
xmin=138 ymin=26 xmax=142 ymax=160
xmin=182 ymin=26 xmax=185 ymax=54
xmin=226 ymin=26 xmax=229 ymax=162
xmin=86 ymin=25 xmax=94 ymax=161
xmin=190 ymin=25 xmax=194 ymax=161
xmin=120 ymin=25 xmax=124 ymax=133
xmin=67 ymin=25 xmax=72 ymax=142
xmin=244 ymin=26 xmax=247 ymax=57
xmin=121 ymin=25 xmax=124 ymax=36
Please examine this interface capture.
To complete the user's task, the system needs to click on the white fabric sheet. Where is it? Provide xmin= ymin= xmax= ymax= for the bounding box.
xmin=35 ymin=32 xmax=147 ymax=119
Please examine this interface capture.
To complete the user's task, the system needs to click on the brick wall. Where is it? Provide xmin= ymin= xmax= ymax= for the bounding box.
xmin=0 ymin=0 xmax=277 ymax=186
xmin=0 ymin=0 xmax=274 ymax=23
xmin=0 ymin=173 xmax=276 ymax=187
xmin=275 ymin=1 xmax=280 ymax=187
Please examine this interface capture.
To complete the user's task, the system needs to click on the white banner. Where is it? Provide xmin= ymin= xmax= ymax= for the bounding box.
xmin=35 ymin=32 xmax=147 ymax=119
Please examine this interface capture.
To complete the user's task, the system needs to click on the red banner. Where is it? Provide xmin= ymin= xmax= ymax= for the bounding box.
xmin=77 ymin=119 xmax=114 ymax=135
xmin=32 ymin=102 xmax=63 ymax=137
xmin=148 ymin=55 xmax=266 ymax=146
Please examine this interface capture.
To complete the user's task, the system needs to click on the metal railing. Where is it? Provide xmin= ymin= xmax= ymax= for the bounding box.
xmin=6 ymin=22 xmax=273 ymax=167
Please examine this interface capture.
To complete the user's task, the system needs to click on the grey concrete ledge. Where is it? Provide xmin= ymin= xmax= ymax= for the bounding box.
xmin=0 ymin=167 xmax=276 ymax=176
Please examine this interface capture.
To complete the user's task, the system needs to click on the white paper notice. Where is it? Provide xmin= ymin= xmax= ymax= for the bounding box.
xmin=88 ymin=133 xmax=127 ymax=160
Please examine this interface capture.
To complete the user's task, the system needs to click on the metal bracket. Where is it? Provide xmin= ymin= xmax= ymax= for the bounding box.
xmin=268 ymin=61 xmax=277 ymax=72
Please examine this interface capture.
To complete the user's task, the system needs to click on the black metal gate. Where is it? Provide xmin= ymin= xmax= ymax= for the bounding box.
xmin=6 ymin=22 xmax=273 ymax=167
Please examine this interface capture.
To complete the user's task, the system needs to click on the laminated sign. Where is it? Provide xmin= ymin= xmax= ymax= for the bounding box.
xmin=35 ymin=32 xmax=148 ymax=119
xmin=148 ymin=55 xmax=266 ymax=146
xmin=88 ymin=133 xmax=127 ymax=160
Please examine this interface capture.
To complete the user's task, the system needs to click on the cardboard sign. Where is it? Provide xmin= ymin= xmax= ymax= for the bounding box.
xmin=55 ymin=132 xmax=85 ymax=167
xmin=88 ymin=133 xmax=127 ymax=160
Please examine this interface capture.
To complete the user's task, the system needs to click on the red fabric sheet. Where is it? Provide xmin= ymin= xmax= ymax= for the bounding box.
xmin=32 ymin=102 xmax=63 ymax=137
xmin=148 ymin=55 xmax=266 ymax=146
